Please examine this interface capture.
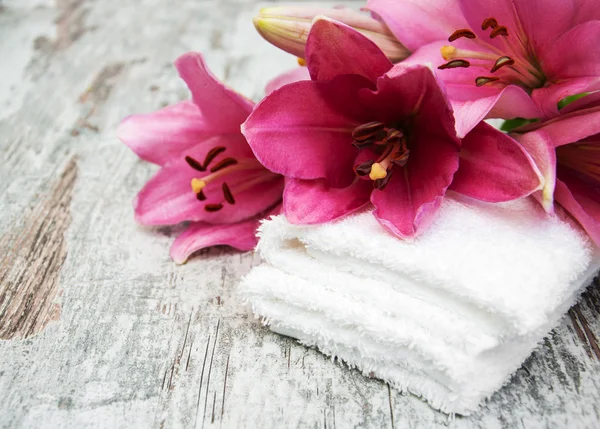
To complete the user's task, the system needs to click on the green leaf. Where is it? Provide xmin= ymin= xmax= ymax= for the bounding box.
xmin=500 ymin=117 xmax=538 ymax=132
xmin=558 ymin=92 xmax=590 ymax=110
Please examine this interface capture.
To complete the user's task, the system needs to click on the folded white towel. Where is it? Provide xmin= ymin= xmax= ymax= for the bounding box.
xmin=238 ymin=195 xmax=600 ymax=415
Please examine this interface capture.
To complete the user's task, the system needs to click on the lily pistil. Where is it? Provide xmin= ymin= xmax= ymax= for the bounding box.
xmin=352 ymin=121 xmax=411 ymax=190
xmin=186 ymin=147 xmax=276 ymax=212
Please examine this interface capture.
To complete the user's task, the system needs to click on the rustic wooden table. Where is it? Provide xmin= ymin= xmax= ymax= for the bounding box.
xmin=1 ymin=1 xmax=600 ymax=428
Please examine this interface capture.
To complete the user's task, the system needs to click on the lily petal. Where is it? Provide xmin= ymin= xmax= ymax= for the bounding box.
xmin=522 ymin=103 xmax=600 ymax=147
xmin=573 ymin=0 xmax=600 ymax=25
xmin=514 ymin=0 xmax=576 ymax=49
xmin=531 ymin=77 xmax=600 ymax=118
xmin=265 ymin=66 xmax=310 ymax=96
xmin=450 ymin=122 xmax=542 ymax=202
xmin=283 ymin=178 xmax=372 ymax=224
xmin=560 ymin=90 xmax=600 ymax=114
xmin=458 ymin=0 xmax=521 ymax=51
xmin=170 ymin=219 xmax=260 ymax=264
xmin=243 ymin=76 xmax=372 ymax=187
xmin=372 ymin=134 xmax=459 ymax=238
xmin=359 ymin=64 xmax=458 ymax=141
xmin=306 ymin=17 xmax=393 ymax=83
xmin=555 ymin=173 xmax=600 ymax=246
xmin=367 ymin=0 xmax=468 ymax=51
xmin=541 ymin=21 xmax=600 ymax=81
xmin=513 ymin=130 xmax=557 ymax=212
xmin=117 ymin=102 xmax=213 ymax=166
xmin=175 ymin=52 xmax=254 ymax=132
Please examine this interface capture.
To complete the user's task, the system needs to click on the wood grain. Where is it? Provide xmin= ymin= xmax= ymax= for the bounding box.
xmin=0 ymin=157 xmax=76 ymax=339
xmin=0 ymin=1 xmax=599 ymax=428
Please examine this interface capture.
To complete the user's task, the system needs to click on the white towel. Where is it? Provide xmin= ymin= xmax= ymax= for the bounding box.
xmin=238 ymin=195 xmax=600 ymax=415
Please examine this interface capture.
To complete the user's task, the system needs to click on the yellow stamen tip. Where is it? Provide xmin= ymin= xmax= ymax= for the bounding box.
xmin=369 ymin=163 xmax=388 ymax=181
xmin=191 ymin=178 xmax=206 ymax=194
xmin=440 ymin=45 xmax=457 ymax=61
xmin=297 ymin=57 xmax=306 ymax=66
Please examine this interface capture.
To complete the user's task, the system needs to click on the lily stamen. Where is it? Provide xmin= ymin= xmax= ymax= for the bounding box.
xmin=189 ymin=159 xmax=266 ymax=197
xmin=204 ymin=204 xmax=224 ymax=212
xmin=490 ymin=56 xmax=515 ymax=73
xmin=351 ymin=120 xmax=409 ymax=189
xmin=448 ymin=29 xmax=476 ymax=42
xmin=439 ymin=59 xmax=471 ymax=70
xmin=352 ymin=121 xmax=386 ymax=142
xmin=438 ymin=17 xmax=546 ymax=91
xmin=475 ymin=76 xmax=500 ymax=87
xmin=222 ymin=182 xmax=235 ymax=204
xmin=210 ymin=157 xmax=238 ymax=172
xmin=481 ymin=18 xmax=498 ymax=30
xmin=489 ymin=26 xmax=508 ymax=38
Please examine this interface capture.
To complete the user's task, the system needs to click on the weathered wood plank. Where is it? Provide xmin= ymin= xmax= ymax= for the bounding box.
xmin=0 ymin=1 xmax=599 ymax=428
xmin=0 ymin=156 xmax=76 ymax=339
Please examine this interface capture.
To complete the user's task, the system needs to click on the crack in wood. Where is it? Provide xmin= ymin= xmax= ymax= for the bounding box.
xmin=387 ymin=384 xmax=395 ymax=429
xmin=221 ymin=354 xmax=230 ymax=418
xmin=161 ymin=366 xmax=168 ymax=391
xmin=332 ymin=405 xmax=336 ymax=429
xmin=211 ymin=391 xmax=216 ymax=424
xmin=194 ymin=334 xmax=212 ymax=429
xmin=186 ymin=339 xmax=194 ymax=372
xmin=202 ymin=319 xmax=220 ymax=429
xmin=568 ymin=309 xmax=591 ymax=359
xmin=574 ymin=306 xmax=600 ymax=361
xmin=0 ymin=157 xmax=77 ymax=339
xmin=167 ymin=363 xmax=175 ymax=391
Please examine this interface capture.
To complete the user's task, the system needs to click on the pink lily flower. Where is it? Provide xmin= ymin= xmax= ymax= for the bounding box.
xmin=117 ymin=52 xmax=284 ymax=263
xmin=369 ymin=0 xmax=600 ymax=137
xmin=242 ymin=18 xmax=542 ymax=238
xmin=512 ymin=92 xmax=600 ymax=246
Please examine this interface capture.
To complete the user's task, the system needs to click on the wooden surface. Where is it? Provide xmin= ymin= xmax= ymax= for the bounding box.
xmin=1 ymin=1 xmax=599 ymax=428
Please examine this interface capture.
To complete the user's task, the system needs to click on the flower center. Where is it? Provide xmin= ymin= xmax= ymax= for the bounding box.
xmin=185 ymin=146 xmax=267 ymax=212
xmin=556 ymin=139 xmax=600 ymax=184
xmin=351 ymin=121 xmax=410 ymax=190
xmin=437 ymin=17 xmax=545 ymax=91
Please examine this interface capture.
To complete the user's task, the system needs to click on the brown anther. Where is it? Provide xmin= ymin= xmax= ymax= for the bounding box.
xmin=222 ymin=183 xmax=235 ymax=205
xmin=210 ymin=157 xmax=238 ymax=172
xmin=352 ymin=121 xmax=386 ymax=142
xmin=185 ymin=156 xmax=206 ymax=172
xmin=202 ymin=146 xmax=227 ymax=168
xmin=490 ymin=56 xmax=515 ymax=73
xmin=386 ymin=129 xmax=404 ymax=142
xmin=196 ymin=190 xmax=207 ymax=201
xmin=475 ymin=76 xmax=500 ymax=87
xmin=354 ymin=160 xmax=375 ymax=177
xmin=352 ymin=139 xmax=375 ymax=149
xmin=391 ymin=150 xmax=410 ymax=167
xmin=490 ymin=26 xmax=508 ymax=38
xmin=448 ymin=29 xmax=476 ymax=42
xmin=438 ymin=59 xmax=471 ymax=70
xmin=372 ymin=130 xmax=389 ymax=144
xmin=204 ymin=203 xmax=224 ymax=212
xmin=481 ymin=17 xmax=498 ymax=30
xmin=374 ymin=169 xmax=394 ymax=190
xmin=378 ymin=142 xmax=395 ymax=161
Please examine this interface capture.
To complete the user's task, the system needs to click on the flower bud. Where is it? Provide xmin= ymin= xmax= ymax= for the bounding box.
xmin=253 ymin=6 xmax=411 ymax=63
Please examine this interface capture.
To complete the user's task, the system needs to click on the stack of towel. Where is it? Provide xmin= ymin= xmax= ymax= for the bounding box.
xmin=238 ymin=195 xmax=600 ymax=415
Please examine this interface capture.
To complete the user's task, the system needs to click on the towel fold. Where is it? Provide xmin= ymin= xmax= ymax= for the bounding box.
xmin=238 ymin=195 xmax=600 ymax=415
